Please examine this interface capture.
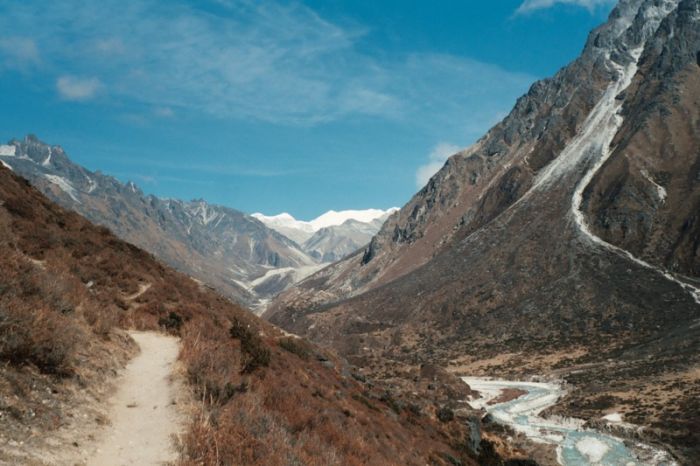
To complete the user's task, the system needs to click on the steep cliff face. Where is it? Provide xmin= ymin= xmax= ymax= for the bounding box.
xmin=266 ymin=1 xmax=700 ymax=461
xmin=584 ymin=0 xmax=700 ymax=277
xmin=303 ymin=217 xmax=389 ymax=263
xmin=0 ymin=136 xmax=317 ymax=308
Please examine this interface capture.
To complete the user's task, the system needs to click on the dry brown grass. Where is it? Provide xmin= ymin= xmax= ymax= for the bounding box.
xmin=0 ymin=166 xmax=484 ymax=466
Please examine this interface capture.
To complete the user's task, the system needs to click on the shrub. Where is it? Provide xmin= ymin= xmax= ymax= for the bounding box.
xmin=0 ymin=302 xmax=78 ymax=376
xmin=379 ymin=392 xmax=402 ymax=414
xmin=229 ymin=318 xmax=270 ymax=373
xmin=278 ymin=337 xmax=310 ymax=360
xmin=159 ymin=311 xmax=184 ymax=333
xmin=437 ymin=406 xmax=455 ymax=423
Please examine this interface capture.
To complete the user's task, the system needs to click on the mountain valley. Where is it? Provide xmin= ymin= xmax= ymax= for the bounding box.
xmin=0 ymin=138 xmax=393 ymax=312
xmin=266 ymin=0 xmax=700 ymax=462
xmin=1 ymin=0 xmax=698 ymax=464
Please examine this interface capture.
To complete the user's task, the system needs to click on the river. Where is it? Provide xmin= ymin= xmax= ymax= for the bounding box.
xmin=461 ymin=377 xmax=676 ymax=466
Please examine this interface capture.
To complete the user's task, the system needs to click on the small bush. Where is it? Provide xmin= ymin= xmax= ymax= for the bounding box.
xmin=379 ymin=392 xmax=402 ymax=414
xmin=159 ymin=311 xmax=184 ymax=333
xmin=0 ymin=303 xmax=78 ymax=376
xmin=352 ymin=393 xmax=378 ymax=411
xmin=278 ymin=337 xmax=310 ymax=359
xmin=437 ymin=406 xmax=455 ymax=423
xmin=229 ymin=318 xmax=270 ymax=373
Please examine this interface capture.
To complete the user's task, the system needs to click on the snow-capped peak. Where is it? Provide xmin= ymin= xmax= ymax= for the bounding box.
xmin=252 ymin=212 xmax=316 ymax=233
xmin=253 ymin=208 xmax=398 ymax=233
xmin=253 ymin=208 xmax=398 ymax=245
xmin=309 ymin=208 xmax=397 ymax=230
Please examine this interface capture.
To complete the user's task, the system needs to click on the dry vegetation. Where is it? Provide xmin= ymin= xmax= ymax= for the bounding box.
xmin=0 ymin=167 xmax=511 ymax=465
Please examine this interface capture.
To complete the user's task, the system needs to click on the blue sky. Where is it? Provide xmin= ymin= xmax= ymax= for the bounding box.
xmin=0 ymin=0 xmax=615 ymax=219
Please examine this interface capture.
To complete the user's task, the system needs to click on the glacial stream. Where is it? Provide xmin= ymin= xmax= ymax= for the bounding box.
xmin=462 ymin=378 xmax=676 ymax=466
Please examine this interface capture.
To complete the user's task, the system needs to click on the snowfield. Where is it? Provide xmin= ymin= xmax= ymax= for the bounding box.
xmin=0 ymin=145 xmax=16 ymax=156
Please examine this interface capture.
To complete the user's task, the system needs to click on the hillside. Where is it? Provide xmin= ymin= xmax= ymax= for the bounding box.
xmin=0 ymin=164 xmax=554 ymax=465
xmin=266 ymin=0 xmax=700 ymax=462
xmin=0 ymin=136 xmax=319 ymax=311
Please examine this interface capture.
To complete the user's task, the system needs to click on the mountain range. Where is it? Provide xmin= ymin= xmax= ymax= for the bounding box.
xmin=253 ymin=209 xmax=397 ymax=262
xmin=0 ymin=137 xmax=393 ymax=312
xmin=1 ymin=0 xmax=699 ymax=463
xmin=266 ymin=0 xmax=700 ymax=461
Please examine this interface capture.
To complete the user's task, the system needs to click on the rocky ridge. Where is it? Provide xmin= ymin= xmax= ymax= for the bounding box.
xmin=0 ymin=136 xmax=317 ymax=310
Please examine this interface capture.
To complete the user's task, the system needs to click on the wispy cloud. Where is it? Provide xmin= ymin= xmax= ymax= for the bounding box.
xmin=416 ymin=143 xmax=462 ymax=188
xmin=0 ymin=0 xmax=535 ymax=128
xmin=153 ymin=107 xmax=175 ymax=118
xmin=56 ymin=76 xmax=102 ymax=101
xmin=514 ymin=0 xmax=616 ymax=15
xmin=97 ymin=154 xmax=307 ymax=178
xmin=111 ymin=172 xmax=214 ymax=186
xmin=0 ymin=37 xmax=40 ymax=70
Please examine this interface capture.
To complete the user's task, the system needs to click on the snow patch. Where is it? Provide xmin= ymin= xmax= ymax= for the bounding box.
xmin=640 ymin=169 xmax=666 ymax=202
xmin=188 ymin=202 xmax=222 ymax=226
xmin=42 ymin=147 xmax=52 ymax=167
xmin=1 ymin=160 xmax=12 ymax=170
xmin=0 ymin=145 xmax=16 ymax=156
xmin=44 ymin=174 xmax=81 ymax=203
xmin=602 ymin=412 xmax=622 ymax=423
xmin=575 ymin=437 xmax=610 ymax=463
xmin=85 ymin=176 xmax=98 ymax=193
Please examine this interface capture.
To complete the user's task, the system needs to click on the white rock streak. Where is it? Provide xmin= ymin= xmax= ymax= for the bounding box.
xmin=44 ymin=174 xmax=81 ymax=203
xmin=514 ymin=0 xmax=700 ymax=304
xmin=567 ymin=48 xmax=700 ymax=305
xmin=641 ymin=169 xmax=667 ymax=202
xmin=42 ymin=147 xmax=52 ymax=167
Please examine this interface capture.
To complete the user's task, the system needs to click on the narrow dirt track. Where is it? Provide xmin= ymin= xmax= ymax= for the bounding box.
xmin=88 ymin=331 xmax=184 ymax=466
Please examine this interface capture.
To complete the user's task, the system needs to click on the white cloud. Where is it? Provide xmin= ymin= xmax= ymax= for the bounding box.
xmin=0 ymin=37 xmax=40 ymax=69
xmin=515 ymin=0 xmax=615 ymax=15
xmin=56 ymin=76 xmax=102 ymax=101
xmin=0 ymin=1 xmax=534 ymax=129
xmin=153 ymin=106 xmax=175 ymax=118
xmin=416 ymin=143 xmax=461 ymax=188
xmin=93 ymin=38 xmax=126 ymax=55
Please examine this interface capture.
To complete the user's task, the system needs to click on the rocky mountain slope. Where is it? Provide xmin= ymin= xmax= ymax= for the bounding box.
xmin=303 ymin=215 xmax=394 ymax=263
xmin=0 ymin=164 xmax=553 ymax=465
xmin=0 ymin=136 xmax=319 ymax=310
xmin=266 ymin=0 xmax=700 ymax=462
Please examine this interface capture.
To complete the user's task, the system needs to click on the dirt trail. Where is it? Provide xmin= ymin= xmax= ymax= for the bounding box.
xmin=124 ymin=283 xmax=152 ymax=301
xmin=88 ymin=331 xmax=184 ymax=466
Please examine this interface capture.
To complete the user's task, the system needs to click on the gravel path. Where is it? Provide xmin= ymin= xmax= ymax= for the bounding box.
xmin=88 ymin=331 xmax=184 ymax=466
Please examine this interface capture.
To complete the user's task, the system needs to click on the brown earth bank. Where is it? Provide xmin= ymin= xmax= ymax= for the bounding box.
xmin=0 ymin=165 xmax=549 ymax=465
xmin=487 ymin=389 xmax=528 ymax=406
